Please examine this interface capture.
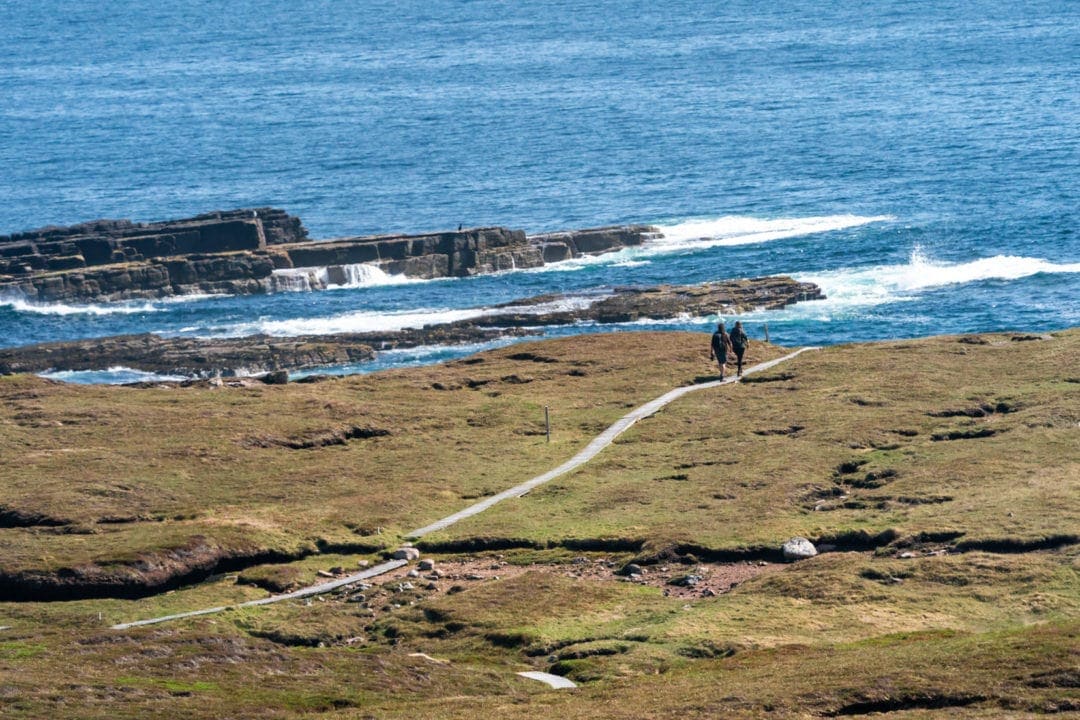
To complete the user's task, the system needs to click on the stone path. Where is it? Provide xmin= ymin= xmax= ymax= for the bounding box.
xmin=111 ymin=560 xmax=407 ymax=630
xmin=112 ymin=347 xmax=817 ymax=631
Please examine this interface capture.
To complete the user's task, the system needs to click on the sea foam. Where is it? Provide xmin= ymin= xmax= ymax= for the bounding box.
xmin=523 ymin=214 xmax=894 ymax=275
xmin=0 ymin=296 xmax=165 ymax=316
xmin=270 ymin=262 xmax=414 ymax=292
xmin=38 ymin=366 xmax=189 ymax=384
xmin=800 ymin=246 xmax=1080 ymax=308
xmin=207 ymin=293 xmax=605 ymax=338
xmin=652 ymin=214 xmax=895 ymax=250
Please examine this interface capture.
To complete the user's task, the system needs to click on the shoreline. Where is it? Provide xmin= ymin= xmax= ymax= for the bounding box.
xmin=0 ymin=276 xmax=822 ymax=379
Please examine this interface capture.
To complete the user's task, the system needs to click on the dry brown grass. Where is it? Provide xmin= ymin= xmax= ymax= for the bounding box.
xmin=0 ymin=328 xmax=1077 ymax=718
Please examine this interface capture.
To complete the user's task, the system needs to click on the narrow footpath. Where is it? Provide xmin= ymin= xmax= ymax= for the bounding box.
xmin=113 ymin=347 xmax=817 ymax=630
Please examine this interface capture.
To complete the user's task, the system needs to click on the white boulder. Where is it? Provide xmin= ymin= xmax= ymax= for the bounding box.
xmin=782 ymin=537 xmax=818 ymax=562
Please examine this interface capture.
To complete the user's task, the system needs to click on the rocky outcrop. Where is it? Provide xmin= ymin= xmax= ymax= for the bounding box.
xmin=477 ymin=277 xmax=824 ymax=327
xmin=0 ymin=327 xmax=533 ymax=377
xmin=0 ymin=277 xmax=823 ymax=378
xmin=1 ymin=210 xmax=660 ymax=303
xmin=0 ymin=208 xmax=302 ymax=302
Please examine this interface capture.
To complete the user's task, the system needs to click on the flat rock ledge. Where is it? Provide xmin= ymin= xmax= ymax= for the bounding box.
xmin=0 ymin=276 xmax=823 ymax=377
xmin=1 ymin=208 xmax=661 ymax=303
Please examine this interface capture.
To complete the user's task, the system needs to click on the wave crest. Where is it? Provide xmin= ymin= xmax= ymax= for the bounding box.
xmin=800 ymin=246 xmax=1080 ymax=307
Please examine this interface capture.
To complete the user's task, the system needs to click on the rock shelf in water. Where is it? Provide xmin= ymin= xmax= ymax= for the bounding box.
xmin=0 ymin=208 xmax=660 ymax=303
xmin=0 ymin=276 xmax=823 ymax=377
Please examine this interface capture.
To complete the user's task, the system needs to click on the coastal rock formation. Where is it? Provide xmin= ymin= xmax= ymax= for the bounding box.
xmin=0 ymin=208 xmax=305 ymax=301
xmin=0 ymin=209 xmax=659 ymax=303
xmin=0 ymin=277 xmax=823 ymax=378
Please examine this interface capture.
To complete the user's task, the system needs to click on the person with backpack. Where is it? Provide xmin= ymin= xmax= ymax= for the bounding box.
xmin=709 ymin=322 xmax=734 ymax=380
xmin=729 ymin=320 xmax=749 ymax=377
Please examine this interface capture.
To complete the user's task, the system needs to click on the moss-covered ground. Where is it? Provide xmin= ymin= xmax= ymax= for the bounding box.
xmin=0 ymin=329 xmax=1077 ymax=718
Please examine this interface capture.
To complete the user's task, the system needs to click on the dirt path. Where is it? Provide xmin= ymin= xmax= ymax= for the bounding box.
xmin=112 ymin=347 xmax=817 ymax=630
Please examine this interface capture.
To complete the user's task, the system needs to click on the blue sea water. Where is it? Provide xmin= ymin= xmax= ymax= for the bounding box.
xmin=1 ymin=0 xmax=1077 ymax=380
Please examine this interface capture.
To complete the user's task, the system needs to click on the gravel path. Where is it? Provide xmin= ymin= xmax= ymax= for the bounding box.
xmin=112 ymin=347 xmax=817 ymax=630
xmin=406 ymin=346 xmax=818 ymax=538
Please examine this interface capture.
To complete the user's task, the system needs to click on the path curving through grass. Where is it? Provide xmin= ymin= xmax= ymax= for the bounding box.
xmin=112 ymin=347 xmax=817 ymax=630
xmin=405 ymin=347 xmax=819 ymax=538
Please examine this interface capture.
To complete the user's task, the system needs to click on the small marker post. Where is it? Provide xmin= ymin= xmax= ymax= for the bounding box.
xmin=545 ymin=406 xmax=551 ymax=443
xmin=764 ymin=323 xmax=770 ymax=343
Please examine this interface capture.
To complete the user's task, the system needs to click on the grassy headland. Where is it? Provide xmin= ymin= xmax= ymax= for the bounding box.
xmin=0 ymin=329 xmax=1077 ymax=718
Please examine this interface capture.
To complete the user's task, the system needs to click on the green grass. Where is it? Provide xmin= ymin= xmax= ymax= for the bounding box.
xmin=0 ymin=329 xmax=1078 ymax=718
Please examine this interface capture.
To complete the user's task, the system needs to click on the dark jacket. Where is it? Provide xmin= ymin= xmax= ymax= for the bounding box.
xmin=711 ymin=331 xmax=730 ymax=357
xmin=730 ymin=326 xmax=749 ymax=351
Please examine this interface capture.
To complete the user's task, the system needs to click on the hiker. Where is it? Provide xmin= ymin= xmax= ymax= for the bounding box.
xmin=709 ymin=322 xmax=734 ymax=380
xmin=730 ymin=320 xmax=749 ymax=376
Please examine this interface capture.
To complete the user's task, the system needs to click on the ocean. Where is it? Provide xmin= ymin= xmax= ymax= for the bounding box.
xmin=1 ymin=0 xmax=1077 ymax=382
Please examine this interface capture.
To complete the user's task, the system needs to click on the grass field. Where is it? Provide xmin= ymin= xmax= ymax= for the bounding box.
xmin=0 ymin=329 xmax=1077 ymax=718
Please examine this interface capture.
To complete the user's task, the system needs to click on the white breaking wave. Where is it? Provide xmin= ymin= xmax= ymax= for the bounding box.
xmin=0 ymin=290 xmax=231 ymax=316
xmin=799 ymin=246 xmax=1080 ymax=308
xmin=0 ymin=296 xmax=165 ymax=316
xmin=652 ymin=214 xmax=894 ymax=250
xmin=524 ymin=213 xmax=892 ymax=274
xmin=38 ymin=366 xmax=189 ymax=384
xmin=212 ymin=294 xmax=604 ymax=337
xmin=270 ymin=262 xmax=413 ymax=292
xmin=240 ymin=307 xmax=489 ymax=336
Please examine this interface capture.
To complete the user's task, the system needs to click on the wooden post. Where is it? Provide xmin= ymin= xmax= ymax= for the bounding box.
xmin=545 ymin=406 xmax=551 ymax=443
xmin=764 ymin=323 xmax=770 ymax=343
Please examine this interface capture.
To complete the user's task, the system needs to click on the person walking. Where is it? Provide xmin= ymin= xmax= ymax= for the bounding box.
xmin=730 ymin=320 xmax=749 ymax=376
xmin=709 ymin=322 xmax=734 ymax=380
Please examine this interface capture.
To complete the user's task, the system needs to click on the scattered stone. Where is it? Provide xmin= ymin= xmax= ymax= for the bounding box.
xmin=447 ymin=585 xmax=465 ymax=595
xmin=425 ymin=582 xmax=439 ymax=591
xmin=358 ymin=560 xmax=369 ymax=568
xmin=397 ymin=582 xmax=414 ymax=592
xmin=782 ymin=537 xmax=818 ymax=562
xmin=406 ymin=570 xmax=420 ymax=578
xmin=316 ymin=570 xmax=336 ymax=578
xmin=392 ymin=547 xmax=421 ymax=561
xmin=418 ymin=558 xmax=435 ymax=571
xmin=669 ymin=574 xmax=703 ymax=587
xmin=616 ymin=563 xmax=644 ymax=577
xmin=899 ymin=552 xmax=916 ymax=559
xmin=259 ymin=370 xmax=289 ymax=385
xmin=329 ymin=566 xmax=344 ymax=574
xmin=465 ymin=573 xmax=484 ymax=581
xmin=701 ymin=588 xmax=717 ymax=597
